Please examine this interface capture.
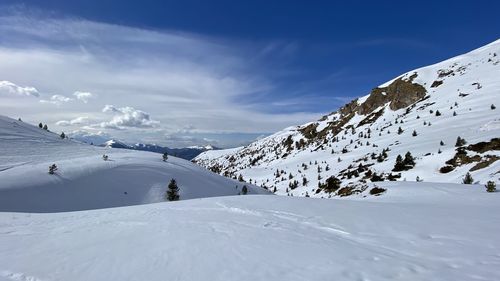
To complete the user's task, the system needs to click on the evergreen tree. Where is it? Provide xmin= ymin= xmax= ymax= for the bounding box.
xmin=491 ymin=104 xmax=496 ymax=110
xmin=166 ymin=179 xmax=180 ymax=201
xmin=241 ymin=185 xmax=248 ymax=195
xmin=397 ymin=127 xmax=404 ymax=135
xmin=38 ymin=123 xmax=43 ymax=128
xmin=440 ymin=140 xmax=445 ymax=146
xmin=403 ymin=151 xmax=415 ymax=167
xmin=392 ymin=154 xmax=405 ymax=172
xmin=238 ymin=174 xmax=244 ymax=182
xmin=455 ymin=136 xmax=467 ymax=147
xmin=60 ymin=132 xmax=65 ymax=139
xmin=48 ymin=164 xmax=57 ymax=174
xmin=162 ymin=152 xmax=168 ymax=161
xmin=485 ymin=181 xmax=496 ymax=192
xmin=462 ymin=172 xmax=473 ymax=184
xmin=43 ymin=124 xmax=48 ymax=130
xmin=412 ymin=130 xmax=418 ymax=137
xmin=435 ymin=110 xmax=441 ymax=116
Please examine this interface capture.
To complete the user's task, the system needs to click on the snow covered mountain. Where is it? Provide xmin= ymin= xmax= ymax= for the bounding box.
xmin=1 ymin=44 xmax=500 ymax=281
xmin=98 ymin=139 xmax=217 ymax=160
xmin=195 ymin=39 xmax=500 ymax=197
xmin=0 ymin=115 xmax=267 ymax=212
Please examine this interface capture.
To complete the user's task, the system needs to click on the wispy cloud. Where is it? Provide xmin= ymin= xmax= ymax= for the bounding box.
xmin=0 ymin=7 xmax=323 ymax=147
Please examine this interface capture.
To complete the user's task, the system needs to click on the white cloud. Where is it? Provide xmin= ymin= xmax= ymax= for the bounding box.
xmin=0 ymin=80 xmax=39 ymax=97
xmin=0 ymin=10 xmax=322 ymax=147
xmin=40 ymin=94 xmax=72 ymax=105
xmin=73 ymin=91 xmax=94 ymax=103
xmin=99 ymin=105 xmax=159 ymax=129
xmin=56 ymin=116 xmax=90 ymax=126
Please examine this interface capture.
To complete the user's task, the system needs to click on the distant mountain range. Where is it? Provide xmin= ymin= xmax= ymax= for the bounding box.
xmin=99 ymin=139 xmax=218 ymax=160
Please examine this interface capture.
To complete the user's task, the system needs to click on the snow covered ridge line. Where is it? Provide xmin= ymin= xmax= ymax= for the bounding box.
xmin=0 ymin=115 xmax=269 ymax=212
xmin=194 ymin=39 xmax=500 ymax=198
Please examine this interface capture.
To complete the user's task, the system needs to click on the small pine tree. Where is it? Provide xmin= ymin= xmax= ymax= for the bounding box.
xmin=43 ymin=124 xmax=48 ymax=130
xmin=435 ymin=110 xmax=441 ymax=116
xmin=241 ymin=185 xmax=248 ymax=195
xmin=162 ymin=152 xmax=168 ymax=161
xmin=485 ymin=181 xmax=496 ymax=192
xmin=166 ymin=179 xmax=180 ymax=201
xmin=412 ymin=130 xmax=418 ymax=137
xmin=48 ymin=164 xmax=57 ymax=174
xmin=38 ymin=123 xmax=43 ymax=128
xmin=491 ymin=104 xmax=496 ymax=110
xmin=455 ymin=136 xmax=467 ymax=147
xmin=404 ymin=151 xmax=415 ymax=167
xmin=440 ymin=140 xmax=445 ymax=146
xmin=462 ymin=172 xmax=473 ymax=184
xmin=393 ymin=155 xmax=405 ymax=172
xmin=453 ymin=111 xmax=457 ymax=116
xmin=238 ymin=174 xmax=244 ymax=182
xmin=398 ymin=127 xmax=404 ymax=135
xmin=60 ymin=132 xmax=65 ymax=139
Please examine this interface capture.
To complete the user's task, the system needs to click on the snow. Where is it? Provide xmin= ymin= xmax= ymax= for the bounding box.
xmin=0 ymin=182 xmax=499 ymax=281
xmin=0 ymin=115 xmax=268 ymax=212
xmin=194 ymin=39 xmax=500 ymax=197
xmin=1 ymin=41 xmax=500 ymax=281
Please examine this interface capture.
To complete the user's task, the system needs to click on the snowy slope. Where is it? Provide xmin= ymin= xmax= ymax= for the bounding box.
xmin=0 ymin=115 xmax=267 ymax=212
xmin=195 ymin=39 xmax=500 ymax=197
xmin=0 ymin=182 xmax=499 ymax=281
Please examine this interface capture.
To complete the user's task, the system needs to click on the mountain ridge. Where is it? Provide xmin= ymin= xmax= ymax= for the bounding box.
xmin=194 ymin=39 xmax=500 ymax=197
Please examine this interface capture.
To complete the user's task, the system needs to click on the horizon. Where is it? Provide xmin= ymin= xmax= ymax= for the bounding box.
xmin=0 ymin=1 xmax=499 ymax=148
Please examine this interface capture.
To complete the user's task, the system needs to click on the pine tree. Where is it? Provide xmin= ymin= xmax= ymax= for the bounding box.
xmin=48 ymin=164 xmax=57 ymax=174
xmin=440 ymin=140 xmax=445 ymax=146
xmin=412 ymin=130 xmax=418 ymax=137
xmin=162 ymin=152 xmax=168 ymax=161
xmin=241 ymin=185 xmax=248 ymax=195
xmin=491 ymin=104 xmax=496 ymax=110
xmin=238 ymin=174 xmax=244 ymax=182
xmin=302 ymin=177 xmax=308 ymax=186
xmin=403 ymin=151 xmax=415 ymax=167
xmin=392 ymin=155 xmax=405 ymax=172
xmin=60 ymin=132 xmax=65 ymax=139
xmin=43 ymin=124 xmax=48 ymax=130
xmin=462 ymin=172 xmax=473 ymax=184
xmin=38 ymin=123 xmax=43 ymax=128
xmin=485 ymin=181 xmax=496 ymax=192
xmin=166 ymin=179 xmax=180 ymax=201
xmin=455 ymin=136 xmax=467 ymax=147
xmin=435 ymin=110 xmax=441 ymax=116
xmin=398 ymin=127 xmax=404 ymax=135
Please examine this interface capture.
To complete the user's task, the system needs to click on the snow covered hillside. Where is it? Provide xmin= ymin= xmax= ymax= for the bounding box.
xmin=0 ymin=115 xmax=267 ymax=212
xmin=1 ymin=182 xmax=499 ymax=281
xmin=195 ymin=39 xmax=500 ymax=198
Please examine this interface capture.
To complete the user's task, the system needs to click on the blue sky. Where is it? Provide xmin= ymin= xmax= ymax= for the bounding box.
xmin=0 ymin=1 xmax=498 ymax=147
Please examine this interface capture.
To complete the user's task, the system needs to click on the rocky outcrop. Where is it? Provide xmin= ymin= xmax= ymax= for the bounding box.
xmin=358 ymin=74 xmax=427 ymax=115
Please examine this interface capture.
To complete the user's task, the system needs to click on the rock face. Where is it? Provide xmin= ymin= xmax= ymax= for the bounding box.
xmin=358 ymin=74 xmax=427 ymax=115
xmin=194 ymin=40 xmax=500 ymax=198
